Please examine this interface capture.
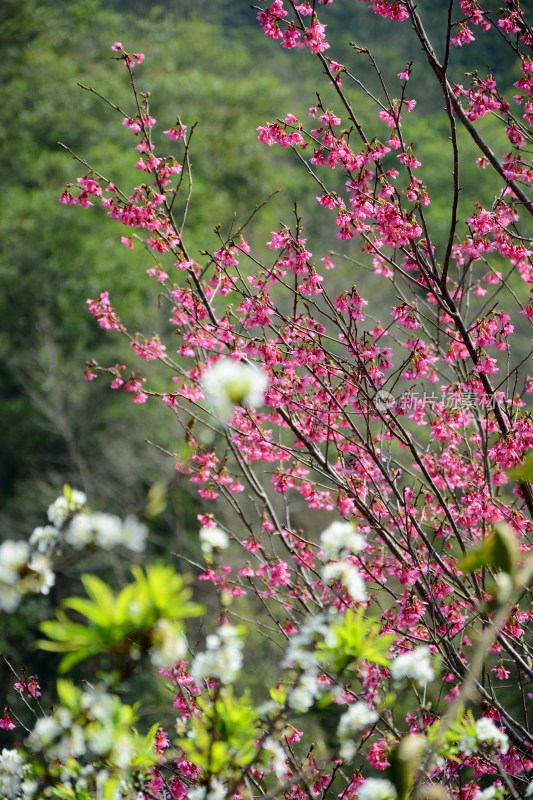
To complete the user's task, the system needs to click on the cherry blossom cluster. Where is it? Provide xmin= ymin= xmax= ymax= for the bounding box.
xmin=4 ymin=3 xmax=533 ymax=799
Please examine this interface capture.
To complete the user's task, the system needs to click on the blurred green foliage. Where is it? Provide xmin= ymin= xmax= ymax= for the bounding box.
xmin=178 ymin=688 xmax=261 ymax=776
xmin=316 ymin=607 xmax=395 ymax=672
xmin=39 ymin=565 xmax=203 ymax=673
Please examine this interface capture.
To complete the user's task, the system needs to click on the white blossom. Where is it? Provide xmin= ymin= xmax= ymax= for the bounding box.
xmin=149 ymin=619 xmax=187 ymax=668
xmin=53 ymin=723 xmax=86 ymax=762
xmin=202 ymin=359 xmax=268 ymax=419
xmin=300 ymin=611 xmax=329 ymax=639
xmin=0 ymin=540 xmax=31 ymax=612
xmin=48 ymin=496 xmax=70 ymax=528
xmin=199 ymin=525 xmax=229 ymax=555
xmin=121 ymin=516 xmax=148 ymax=552
xmin=320 ymin=520 xmax=365 ymax=559
xmin=358 ymin=778 xmax=398 ymax=800
xmin=66 ymin=511 xmax=148 ymax=552
xmin=337 ymin=701 xmax=378 ymax=739
xmin=0 ymin=540 xmax=30 ymax=584
xmin=477 ymin=786 xmax=505 ymax=800
xmin=28 ymin=716 xmax=61 ymax=749
xmin=322 ymin=560 xmax=367 ymax=603
xmin=56 ymin=707 xmax=73 ymax=730
xmin=26 ymin=553 xmax=55 ymax=595
xmin=339 ymin=739 xmax=357 ymax=762
xmin=191 ymin=624 xmax=243 ymax=684
xmin=92 ymin=512 xmax=125 ymax=550
xmin=188 ymin=788 xmax=207 ymax=800
xmin=65 ymin=513 xmax=95 ymax=548
xmin=474 ymin=717 xmax=509 ymax=754
xmin=66 ymin=511 xmax=121 ymax=549
xmin=47 ymin=489 xmax=87 ymax=528
xmin=263 ymin=736 xmax=289 ymax=779
xmin=284 ymin=643 xmax=317 ymax=671
xmin=390 ymin=646 xmax=435 ymax=686
xmin=0 ymin=748 xmax=24 ymax=772
xmin=111 ymin=732 xmax=135 ymax=769
xmin=288 ymin=668 xmax=320 ymax=712
xmin=80 ymin=686 xmax=115 ymax=723
xmin=206 ymin=779 xmax=227 ymax=800
xmin=283 ymin=612 xmax=328 ymax=670
xmin=0 ymin=584 xmax=23 ymax=613
xmin=87 ymin=727 xmax=115 ymax=757
xmin=188 ymin=781 xmax=226 ymax=800
xmin=0 ymin=748 xmax=28 ymax=800
xmin=29 ymin=525 xmax=58 ymax=553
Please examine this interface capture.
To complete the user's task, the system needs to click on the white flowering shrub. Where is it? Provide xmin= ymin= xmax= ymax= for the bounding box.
xmin=0 ymin=486 xmax=148 ymax=614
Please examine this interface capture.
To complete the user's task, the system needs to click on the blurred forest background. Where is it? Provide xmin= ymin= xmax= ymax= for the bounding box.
xmin=0 ymin=0 xmax=528 ymax=729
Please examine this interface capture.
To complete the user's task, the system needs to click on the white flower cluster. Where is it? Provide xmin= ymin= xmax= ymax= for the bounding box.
xmin=459 ymin=717 xmax=509 ymax=756
xmin=358 ymin=778 xmax=398 ymax=800
xmin=337 ymin=701 xmax=379 ymax=760
xmin=477 ymin=785 xmax=507 ymax=800
xmin=202 ymin=358 xmax=268 ymax=420
xmin=47 ymin=488 xmax=88 ymax=528
xmin=389 ymin=646 xmax=435 ymax=687
xmin=188 ymin=779 xmax=226 ymax=800
xmin=28 ymin=685 xmax=140 ymax=772
xmin=1 ymin=487 xmax=87 ymax=610
xmin=0 ymin=748 xmax=33 ymax=800
xmin=321 ymin=560 xmax=367 ymax=603
xmin=149 ymin=618 xmax=187 ymax=668
xmin=191 ymin=624 xmax=244 ymax=685
xmin=65 ymin=512 xmax=148 ymax=551
xmin=320 ymin=520 xmax=365 ymax=559
xmin=29 ymin=524 xmax=59 ymax=553
xmin=319 ymin=520 xmax=367 ymax=604
xmin=288 ymin=668 xmax=321 ymax=713
xmin=29 ymin=713 xmax=84 ymax=764
xmin=282 ymin=614 xmax=330 ymax=712
xmin=263 ymin=735 xmax=289 ymax=779
xmin=199 ymin=525 xmax=229 ymax=556
xmin=0 ymin=539 xmax=54 ymax=613
xmin=0 ymin=489 xmax=148 ymax=613
xmin=284 ymin=612 xmax=328 ymax=671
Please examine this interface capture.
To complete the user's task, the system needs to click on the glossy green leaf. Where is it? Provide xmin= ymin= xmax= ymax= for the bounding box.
xmin=38 ymin=565 xmax=204 ymax=672
xmin=316 ymin=608 xmax=395 ymax=671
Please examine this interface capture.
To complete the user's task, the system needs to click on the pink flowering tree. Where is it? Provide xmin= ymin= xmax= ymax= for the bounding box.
xmin=2 ymin=1 xmax=533 ymax=799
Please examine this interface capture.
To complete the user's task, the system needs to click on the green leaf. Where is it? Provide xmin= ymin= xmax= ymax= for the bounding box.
xmin=38 ymin=565 xmax=204 ymax=673
xmin=270 ymin=684 xmax=287 ymax=706
xmin=316 ymin=608 xmax=395 ymax=671
xmin=459 ymin=523 xmax=518 ymax=576
xmin=178 ymin=688 xmax=261 ymax=775
xmin=56 ymin=678 xmax=81 ymax=711
xmin=507 ymin=449 xmax=533 ymax=482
